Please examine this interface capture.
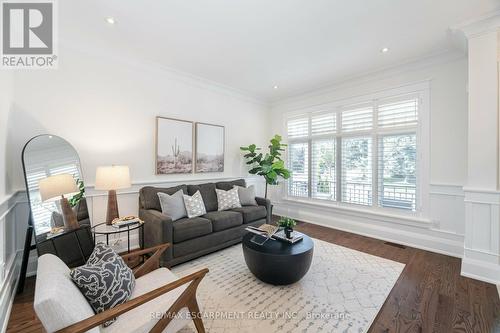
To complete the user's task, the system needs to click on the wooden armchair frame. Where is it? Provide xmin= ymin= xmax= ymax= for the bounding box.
xmin=56 ymin=243 xmax=208 ymax=333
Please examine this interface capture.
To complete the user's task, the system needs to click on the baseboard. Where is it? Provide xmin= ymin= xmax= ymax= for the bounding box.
xmin=274 ymin=203 xmax=464 ymax=258
xmin=0 ymin=252 xmax=21 ymax=333
xmin=461 ymin=257 xmax=500 ymax=285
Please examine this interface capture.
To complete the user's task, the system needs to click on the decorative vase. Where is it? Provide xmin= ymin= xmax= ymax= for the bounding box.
xmin=284 ymin=227 xmax=293 ymax=239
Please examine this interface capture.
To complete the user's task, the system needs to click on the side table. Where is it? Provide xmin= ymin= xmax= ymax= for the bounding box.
xmin=91 ymin=222 xmax=145 ymax=253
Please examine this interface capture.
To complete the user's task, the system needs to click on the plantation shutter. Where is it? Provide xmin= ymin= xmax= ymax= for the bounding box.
xmin=287 ymin=117 xmax=309 ymax=139
xmin=341 ymin=104 xmax=373 ymax=132
xmin=378 ymin=96 xmax=418 ymax=128
xmin=311 ymin=139 xmax=336 ymax=200
xmin=378 ymin=134 xmax=417 ymax=211
xmin=26 ymin=168 xmax=55 ymax=234
xmin=50 ymin=163 xmax=80 ymax=179
xmin=311 ymin=113 xmax=335 ymax=136
xmin=341 ymin=136 xmax=372 ymax=206
xmin=286 ymin=88 xmax=420 ymax=212
xmin=26 ymin=168 xmax=48 ymax=193
xmin=288 ymin=142 xmax=309 ymax=197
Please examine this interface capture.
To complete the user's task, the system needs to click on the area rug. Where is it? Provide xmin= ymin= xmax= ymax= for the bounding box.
xmin=172 ymin=238 xmax=404 ymax=333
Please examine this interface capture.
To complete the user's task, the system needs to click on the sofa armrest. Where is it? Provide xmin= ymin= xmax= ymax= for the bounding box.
xmin=139 ymin=209 xmax=174 ymax=266
xmin=255 ymin=197 xmax=272 ymax=224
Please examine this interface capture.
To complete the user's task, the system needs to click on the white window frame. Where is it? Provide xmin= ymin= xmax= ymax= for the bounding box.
xmin=283 ymin=81 xmax=430 ymax=219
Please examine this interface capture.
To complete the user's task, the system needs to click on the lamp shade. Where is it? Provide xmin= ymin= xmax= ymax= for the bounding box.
xmin=39 ymin=174 xmax=80 ymax=202
xmin=95 ymin=165 xmax=131 ymax=191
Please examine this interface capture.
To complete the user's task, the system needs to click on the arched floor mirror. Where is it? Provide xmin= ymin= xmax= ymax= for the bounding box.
xmin=18 ymin=135 xmax=94 ymax=293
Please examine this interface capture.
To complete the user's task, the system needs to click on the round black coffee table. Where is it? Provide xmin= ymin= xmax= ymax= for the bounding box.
xmin=242 ymin=232 xmax=314 ymax=285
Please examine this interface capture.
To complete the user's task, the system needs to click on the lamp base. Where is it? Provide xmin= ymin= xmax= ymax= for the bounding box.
xmin=60 ymin=197 xmax=79 ymax=230
xmin=106 ymin=190 xmax=119 ymax=225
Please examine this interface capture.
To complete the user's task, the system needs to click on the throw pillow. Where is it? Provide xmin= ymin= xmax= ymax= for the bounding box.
xmin=234 ymin=185 xmax=258 ymax=206
xmin=157 ymin=190 xmax=188 ymax=221
xmin=216 ymin=187 xmax=242 ymax=211
xmin=183 ymin=190 xmax=207 ymax=218
xmin=70 ymin=243 xmax=135 ymax=326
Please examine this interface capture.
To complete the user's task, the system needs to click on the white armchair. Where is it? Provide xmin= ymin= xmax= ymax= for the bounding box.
xmin=34 ymin=243 xmax=208 ymax=333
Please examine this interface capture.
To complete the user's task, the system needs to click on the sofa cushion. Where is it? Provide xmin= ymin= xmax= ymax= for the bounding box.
xmin=34 ymin=254 xmax=99 ymax=333
xmin=102 ymin=268 xmax=191 ymax=333
xmin=173 ymin=217 xmax=212 ymax=243
xmin=140 ymin=185 xmax=188 ymax=211
xmin=187 ymin=183 xmax=218 ymax=211
xmin=216 ymin=179 xmax=246 ymax=191
xmin=173 ymin=219 xmax=264 ymax=259
xmin=203 ymin=211 xmax=243 ymax=232
xmin=231 ymin=205 xmax=267 ymax=223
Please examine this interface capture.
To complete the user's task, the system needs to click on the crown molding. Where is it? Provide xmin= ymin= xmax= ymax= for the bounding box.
xmin=58 ymin=42 xmax=269 ymax=107
xmin=452 ymin=10 xmax=500 ymax=38
xmin=271 ymin=49 xmax=465 ymax=107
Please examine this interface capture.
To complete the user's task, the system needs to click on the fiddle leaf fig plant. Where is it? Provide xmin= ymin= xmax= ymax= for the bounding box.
xmin=240 ymin=135 xmax=291 ymax=198
xmin=69 ymin=178 xmax=85 ymax=207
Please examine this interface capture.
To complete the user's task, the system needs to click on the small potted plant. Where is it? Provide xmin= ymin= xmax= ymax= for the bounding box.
xmin=278 ymin=216 xmax=296 ymax=239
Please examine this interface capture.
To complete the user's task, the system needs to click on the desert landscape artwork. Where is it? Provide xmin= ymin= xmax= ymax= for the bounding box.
xmin=196 ymin=123 xmax=224 ymax=173
xmin=156 ymin=117 xmax=193 ymax=174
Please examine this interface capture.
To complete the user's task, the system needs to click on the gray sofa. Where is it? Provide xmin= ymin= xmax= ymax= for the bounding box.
xmin=139 ymin=179 xmax=270 ymax=267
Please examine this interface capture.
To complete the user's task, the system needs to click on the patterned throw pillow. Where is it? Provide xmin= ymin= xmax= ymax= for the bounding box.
xmin=216 ymin=187 xmax=242 ymax=211
xmin=183 ymin=190 xmax=207 ymax=218
xmin=70 ymin=243 xmax=135 ymax=326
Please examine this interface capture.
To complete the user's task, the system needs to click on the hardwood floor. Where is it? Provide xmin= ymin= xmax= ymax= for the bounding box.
xmin=6 ymin=221 xmax=500 ymax=333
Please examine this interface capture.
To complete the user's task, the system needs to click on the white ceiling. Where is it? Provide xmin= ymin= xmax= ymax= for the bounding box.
xmin=61 ymin=1 xmax=500 ymax=102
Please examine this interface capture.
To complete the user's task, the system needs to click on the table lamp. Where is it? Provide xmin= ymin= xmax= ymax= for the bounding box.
xmin=39 ymin=174 xmax=80 ymax=230
xmin=95 ymin=165 xmax=131 ymax=225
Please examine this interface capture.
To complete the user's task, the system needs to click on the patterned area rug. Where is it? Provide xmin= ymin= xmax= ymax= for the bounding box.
xmin=172 ymin=238 xmax=404 ymax=333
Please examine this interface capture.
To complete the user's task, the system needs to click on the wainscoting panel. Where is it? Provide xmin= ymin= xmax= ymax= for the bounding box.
xmin=0 ymin=193 xmax=23 ymax=333
xmin=429 ymin=184 xmax=465 ymax=235
xmin=273 ymin=184 xmax=465 ymax=259
xmin=462 ymin=189 xmax=500 ymax=284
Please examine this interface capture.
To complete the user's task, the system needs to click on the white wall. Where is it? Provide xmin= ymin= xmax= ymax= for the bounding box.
xmin=0 ymin=72 xmax=14 ymax=201
xmin=269 ymin=52 xmax=468 ymax=258
xmin=3 ymin=47 xmax=270 ymax=283
xmin=9 ymin=47 xmax=270 ymax=193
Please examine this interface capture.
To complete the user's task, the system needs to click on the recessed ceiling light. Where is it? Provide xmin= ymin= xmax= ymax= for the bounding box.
xmin=381 ymin=47 xmax=389 ymax=53
xmin=105 ymin=17 xmax=116 ymax=25
xmin=273 ymin=85 xmax=279 ymax=89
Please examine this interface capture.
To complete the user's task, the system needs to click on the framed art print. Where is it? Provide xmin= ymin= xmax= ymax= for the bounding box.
xmin=195 ymin=122 xmax=224 ymax=173
xmin=156 ymin=117 xmax=193 ymax=174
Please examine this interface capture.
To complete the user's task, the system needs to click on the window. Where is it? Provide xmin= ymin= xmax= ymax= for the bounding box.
xmin=378 ymin=134 xmax=416 ymax=210
xmin=312 ymin=139 xmax=335 ymax=200
xmin=288 ymin=141 xmax=309 ymax=197
xmin=286 ymin=92 xmax=420 ymax=212
xmin=342 ymin=136 xmax=372 ymax=206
